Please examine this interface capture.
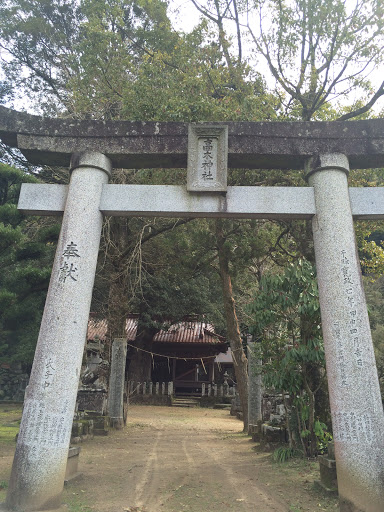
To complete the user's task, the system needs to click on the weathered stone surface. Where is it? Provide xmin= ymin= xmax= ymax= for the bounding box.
xmin=18 ymin=183 xmax=68 ymax=215
xmin=5 ymin=152 xmax=111 ymax=511
xmin=259 ymin=424 xmax=288 ymax=448
xmin=107 ymin=338 xmax=127 ymax=429
xmin=77 ymin=389 xmax=107 ymax=415
xmin=19 ymin=183 xmax=316 ymax=219
xmin=230 ymin=394 xmax=241 ymax=416
xmin=18 ymin=182 xmax=384 ymax=220
xmin=187 ymin=124 xmax=228 ymax=191
xmin=64 ymin=446 xmax=82 ymax=485
xmin=2 ymin=106 xmax=384 ymax=169
xmin=307 ymin=153 xmax=384 ymax=512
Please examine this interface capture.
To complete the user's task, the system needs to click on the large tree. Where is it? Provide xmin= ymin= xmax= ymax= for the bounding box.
xmin=190 ymin=0 xmax=384 ymax=120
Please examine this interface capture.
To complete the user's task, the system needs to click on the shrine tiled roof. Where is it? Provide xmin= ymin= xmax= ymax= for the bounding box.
xmin=153 ymin=320 xmax=225 ymax=345
xmin=87 ymin=314 xmax=139 ymax=342
xmin=87 ymin=315 xmax=225 ymax=346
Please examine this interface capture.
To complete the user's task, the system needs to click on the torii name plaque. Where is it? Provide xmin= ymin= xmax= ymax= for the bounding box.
xmin=187 ymin=124 xmax=228 ymax=192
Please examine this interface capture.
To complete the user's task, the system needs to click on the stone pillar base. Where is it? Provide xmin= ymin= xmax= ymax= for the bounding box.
xmin=64 ymin=446 xmax=82 ymax=485
xmin=314 ymin=479 xmax=338 ymax=496
xmin=248 ymin=420 xmax=262 ymax=440
xmin=317 ymin=454 xmax=337 ymax=494
xmin=339 ymin=496 xmax=366 ymax=512
xmin=110 ymin=417 xmax=124 ymax=429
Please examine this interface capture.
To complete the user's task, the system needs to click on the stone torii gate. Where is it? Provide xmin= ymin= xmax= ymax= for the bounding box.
xmin=1 ymin=106 xmax=384 ymax=512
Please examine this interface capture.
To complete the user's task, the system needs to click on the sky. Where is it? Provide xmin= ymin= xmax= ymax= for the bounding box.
xmin=169 ymin=0 xmax=202 ymax=31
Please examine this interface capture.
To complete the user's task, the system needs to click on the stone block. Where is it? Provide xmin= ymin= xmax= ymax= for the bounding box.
xmin=77 ymin=389 xmax=107 ymax=415
xmin=64 ymin=446 xmax=82 ymax=485
xmin=71 ymin=421 xmax=83 ymax=437
xmin=259 ymin=424 xmax=288 ymax=448
xmin=230 ymin=394 xmax=241 ymax=416
xmin=317 ymin=454 xmax=338 ymax=494
xmin=249 ymin=421 xmax=263 ymax=441
xmin=91 ymin=415 xmax=110 ymax=436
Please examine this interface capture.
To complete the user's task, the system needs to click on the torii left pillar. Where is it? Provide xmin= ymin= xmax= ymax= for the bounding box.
xmin=5 ymin=152 xmax=111 ymax=511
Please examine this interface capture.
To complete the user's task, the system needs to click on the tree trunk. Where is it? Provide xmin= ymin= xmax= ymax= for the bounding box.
xmin=215 ymin=219 xmax=249 ymax=431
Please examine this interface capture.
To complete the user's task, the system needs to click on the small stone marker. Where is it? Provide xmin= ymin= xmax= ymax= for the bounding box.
xmin=316 ymin=441 xmax=338 ymax=494
xmin=64 ymin=446 xmax=82 ymax=485
xmin=187 ymin=124 xmax=228 ymax=192
xmin=107 ymin=338 xmax=127 ymax=429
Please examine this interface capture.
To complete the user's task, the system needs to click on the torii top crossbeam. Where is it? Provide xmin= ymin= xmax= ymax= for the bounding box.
xmin=1 ymin=105 xmax=384 ymax=170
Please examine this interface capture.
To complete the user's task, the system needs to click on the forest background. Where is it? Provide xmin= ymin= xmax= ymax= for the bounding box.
xmin=1 ymin=0 xmax=384 ymax=454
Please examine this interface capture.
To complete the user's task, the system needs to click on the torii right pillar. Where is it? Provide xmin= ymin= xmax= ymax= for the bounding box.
xmin=306 ymin=154 xmax=384 ymax=512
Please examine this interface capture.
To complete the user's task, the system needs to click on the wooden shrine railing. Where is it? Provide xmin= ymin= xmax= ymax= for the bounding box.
xmin=128 ymin=380 xmax=236 ymax=397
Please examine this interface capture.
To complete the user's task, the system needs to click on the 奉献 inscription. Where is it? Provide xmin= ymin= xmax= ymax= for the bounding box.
xmin=59 ymin=262 xmax=78 ymax=282
xmin=62 ymin=241 xmax=80 ymax=259
xmin=58 ymin=241 xmax=81 ymax=283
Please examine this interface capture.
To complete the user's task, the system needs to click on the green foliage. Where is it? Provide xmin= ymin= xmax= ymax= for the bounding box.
xmin=0 ymin=0 xmax=276 ymax=121
xmin=0 ymin=163 xmax=57 ymax=364
xmin=313 ymin=419 xmax=333 ymax=455
xmin=363 ymin=275 xmax=384 ymax=395
xmin=247 ymin=259 xmax=327 ymax=456
xmin=272 ymin=446 xmax=303 ymax=463
xmin=244 ymin=0 xmax=384 ymax=120
xmin=247 ymin=259 xmax=323 ymax=374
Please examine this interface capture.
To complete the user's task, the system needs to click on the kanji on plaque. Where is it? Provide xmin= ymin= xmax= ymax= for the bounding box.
xmin=200 ymin=138 xmax=215 ymax=181
xmin=187 ymin=125 xmax=228 ymax=192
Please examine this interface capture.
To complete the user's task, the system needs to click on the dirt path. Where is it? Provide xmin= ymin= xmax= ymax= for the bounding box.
xmin=61 ymin=406 xmax=338 ymax=512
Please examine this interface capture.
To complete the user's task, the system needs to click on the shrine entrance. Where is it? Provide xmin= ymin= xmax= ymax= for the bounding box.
xmin=1 ymin=106 xmax=384 ymax=512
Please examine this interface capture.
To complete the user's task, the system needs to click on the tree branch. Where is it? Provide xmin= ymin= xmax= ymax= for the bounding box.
xmin=336 ymin=80 xmax=384 ymax=121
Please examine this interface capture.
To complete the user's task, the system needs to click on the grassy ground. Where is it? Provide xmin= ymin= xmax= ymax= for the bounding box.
xmin=0 ymin=404 xmax=21 ymax=505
